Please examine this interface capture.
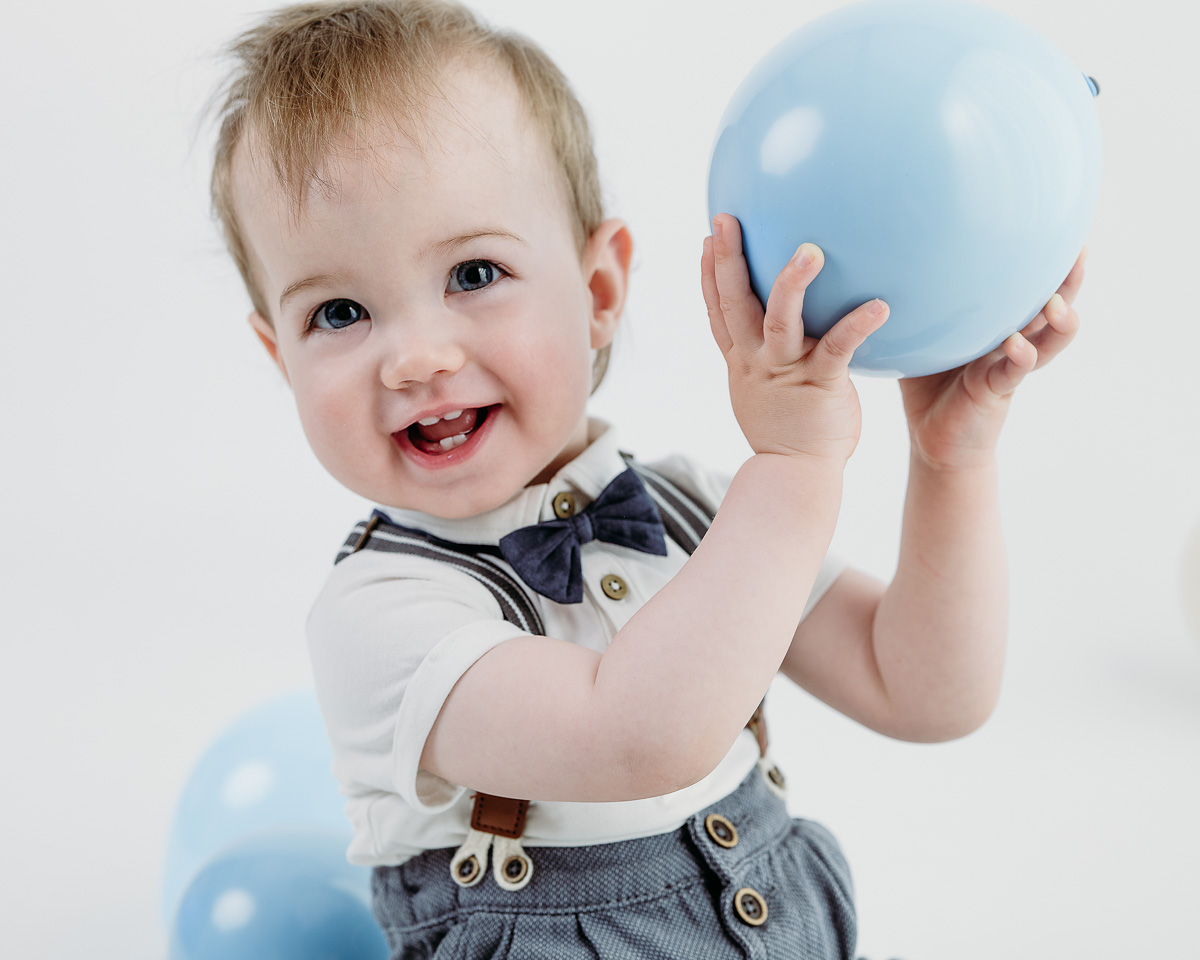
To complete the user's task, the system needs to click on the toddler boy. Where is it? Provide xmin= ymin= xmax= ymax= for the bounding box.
xmin=209 ymin=1 xmax=1085 ymax=956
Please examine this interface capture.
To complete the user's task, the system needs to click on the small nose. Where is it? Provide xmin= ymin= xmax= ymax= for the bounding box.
xmin=378 ymin=316 xmax=466 ymax=390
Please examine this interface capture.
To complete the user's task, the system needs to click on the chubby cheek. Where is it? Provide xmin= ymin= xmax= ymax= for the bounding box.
xmin=289 ymin=367 xmax=382 ymax=490
xmin=497 ymin=316 xmax=593 ymax=418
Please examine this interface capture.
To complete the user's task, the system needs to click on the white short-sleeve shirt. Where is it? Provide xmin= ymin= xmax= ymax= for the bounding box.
xmin=307 ymin=419 xmax=848 ymax=866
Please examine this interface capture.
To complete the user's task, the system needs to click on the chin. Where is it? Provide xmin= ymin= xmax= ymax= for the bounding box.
xmin=402 ymin=475 xmax=530 ymax=520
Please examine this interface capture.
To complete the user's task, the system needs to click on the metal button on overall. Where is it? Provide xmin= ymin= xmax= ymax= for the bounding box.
xmin=455 ymin=855 xmax=481 ymax=885
xmin=601 ymin=574 xmax=628 ymax=599
xmin=705 ymin=813 xmax=739 ymax=849
xmin=501 ymin=855 xmax=529 ymax=885
xmin=767 ymin=765 xmax=786 ymax=789
xmin=553 ymin=491 xmax=577 ymax=518
xmin=734 ymin=887 xmax=768 ymax=926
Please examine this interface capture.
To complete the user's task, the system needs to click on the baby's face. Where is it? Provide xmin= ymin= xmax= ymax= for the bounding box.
xmin=233 ymin=61 xmax=622 ymax=518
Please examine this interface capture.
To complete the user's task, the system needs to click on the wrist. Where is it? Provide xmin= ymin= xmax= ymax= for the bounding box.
xmin=752 ymin=447 xmax=851 ymax=470
xmin=730 ymin=451 xmax=845 ymax=523
xmin=745 ymin=449 xmax=848 ymax=484
xmin=908 ymin=442 xmax=999 ymax=476
xmin=903 ymin=449 xmax=1000 ymax=523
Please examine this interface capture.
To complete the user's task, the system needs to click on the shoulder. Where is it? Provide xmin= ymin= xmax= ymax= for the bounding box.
xmin=306 ymin=525 xmax=535 ymax=720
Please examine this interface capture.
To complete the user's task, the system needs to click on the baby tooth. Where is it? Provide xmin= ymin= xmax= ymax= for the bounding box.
xmin=418 ymin=416 xmax=441 ymax=426
xmin=438 ymin=433 xmax=467 ymax=450
xmin=442 ymin=409 xmax=464 ymax=421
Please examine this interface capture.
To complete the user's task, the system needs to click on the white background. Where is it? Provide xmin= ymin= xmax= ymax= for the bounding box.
xmin=2 ymin=0 xmax=1198 ymax=957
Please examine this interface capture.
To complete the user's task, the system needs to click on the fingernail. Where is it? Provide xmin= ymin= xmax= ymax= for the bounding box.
xmin=1081 ymin=246 xmax=1089 ymax=264
xmin=712 ymin=217 xmax=723 ymax=239
xmin=868 ymin=299 xmax=886 ymax=316
xmin=1048 ymin=293 xmax=1064 ymax=317
xmin=792 ymin=243 xmax=817 ymax=267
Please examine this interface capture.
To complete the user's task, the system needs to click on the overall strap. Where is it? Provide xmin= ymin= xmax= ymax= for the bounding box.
xmin=337 ymin=511 xmax=545 ymax=637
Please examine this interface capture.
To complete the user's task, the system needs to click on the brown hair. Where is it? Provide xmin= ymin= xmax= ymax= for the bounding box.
xmin=209 ymin=0 xmax=611 ymax=388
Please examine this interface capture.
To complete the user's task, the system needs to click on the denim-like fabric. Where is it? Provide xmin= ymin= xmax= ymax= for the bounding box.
xmin=371 ymin=767 xmax=856 ymax=959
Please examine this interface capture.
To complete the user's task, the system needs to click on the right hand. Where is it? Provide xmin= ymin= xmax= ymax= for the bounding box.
xmin=701 ymin=213 xmax=889 ymax=464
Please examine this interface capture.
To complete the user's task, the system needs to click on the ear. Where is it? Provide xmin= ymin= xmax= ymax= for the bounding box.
xmin=248 ymin=310 xmax=290 ymax=386
xmin=582 ymin=218 xmax=633 ymax=350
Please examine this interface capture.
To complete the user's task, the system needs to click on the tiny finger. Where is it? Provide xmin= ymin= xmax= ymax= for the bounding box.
xmin=761 ymin=243 xmax=822 ymax=365
xmin=701 ymin=236 xmax=733 ymax=354
xmin=982 ymin=332 xmax=1037 ymax=396
xmin=809 ymin=298 xmax=889 ymax=378
xmin=711 ymin=214 xmax=765 ymax=348
xmin=1056 ymin=246 xmax=1089 ymax=306
xmin=1023 ymin=293 xmax=1080 ymax=370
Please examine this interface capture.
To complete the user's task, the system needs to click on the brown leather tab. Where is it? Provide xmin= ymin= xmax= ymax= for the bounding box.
xmin=470 ymin=792 xmax=528 ymax=838
xmin=746 ymin=703 xmax=769 ymax=758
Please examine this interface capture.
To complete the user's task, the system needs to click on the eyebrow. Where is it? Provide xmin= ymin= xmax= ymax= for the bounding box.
xmin=424 ymin=229 xmax=527 ymax=258
xmin=278 ymin=272 xmax=353 ymax=312
xmin=276 ymin=231 xmax=526 ymax=311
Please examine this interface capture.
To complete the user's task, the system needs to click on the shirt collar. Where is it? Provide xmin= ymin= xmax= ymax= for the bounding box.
xmin=374 ymin=418 xmax=629 ymax=545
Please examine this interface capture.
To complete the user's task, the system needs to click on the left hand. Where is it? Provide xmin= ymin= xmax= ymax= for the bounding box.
xmin=898 ymin=247 xmax=1087 ymax=471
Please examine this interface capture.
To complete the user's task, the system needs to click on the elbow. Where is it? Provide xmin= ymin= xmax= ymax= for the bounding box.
xmin=871 ymin=667 xmax=1003 ymax=742
xmin=614 ymin=725 xmax=732 ymax=799
xmin=683 ymin=729 xmax=749 ymax=791
xmin=886 ymin=693 xmax=999 ymax=743
xmin=590 ymin=687 xmax=724 ymax=800
xmin=605 ymin=745 xmax=690 ymax=800
xmin=902 ymin=712 xmax=992 ymax=744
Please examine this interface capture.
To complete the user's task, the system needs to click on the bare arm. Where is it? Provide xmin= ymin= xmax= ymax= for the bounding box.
xmin=780 ymin=246 xmax=1087 ymax=740
xmin=781 ymin=454 xmax=1006 ymax=742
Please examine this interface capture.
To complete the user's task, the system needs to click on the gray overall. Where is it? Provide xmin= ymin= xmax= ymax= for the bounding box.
xmin=338 ymin=457 xmax=857 ymax=959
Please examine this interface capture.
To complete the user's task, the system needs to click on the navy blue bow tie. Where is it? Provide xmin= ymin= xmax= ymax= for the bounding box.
xmin=498 ymin=468 xmax=668 ymax=604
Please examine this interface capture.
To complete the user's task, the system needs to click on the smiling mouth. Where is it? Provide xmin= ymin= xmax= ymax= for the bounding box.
xmin=404 ymin=406 xmax=493 ymax=455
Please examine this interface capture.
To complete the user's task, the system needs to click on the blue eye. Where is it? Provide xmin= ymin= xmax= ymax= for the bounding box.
xmin=310 ymin=298 xmax=367 ymax=331
xmin=448 ymin=260 xmax=503 ymax=293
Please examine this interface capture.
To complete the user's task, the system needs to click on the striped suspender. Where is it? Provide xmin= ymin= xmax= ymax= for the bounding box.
xmin=336 ymin=512 xmax=545 ymax=635
xmin=334 ymin=454 xmax=718 ymax=585
xmin=335 ymin=456 xmax=780 ymax=889
xmin=620 ymin=453 xmax=714 ymax=556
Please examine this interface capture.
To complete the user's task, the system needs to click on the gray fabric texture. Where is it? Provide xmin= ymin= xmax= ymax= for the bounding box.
xmin=371 ymin=766 xmax=856 ymax=959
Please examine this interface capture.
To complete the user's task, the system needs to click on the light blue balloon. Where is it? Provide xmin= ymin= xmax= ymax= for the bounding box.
xmin=708 ymin=0 xmax=1101 ymax=377
xmin=169 ymin=830 xmax=387 ymax=960
xmin=162 ymin=690 xmax=350 ymax=926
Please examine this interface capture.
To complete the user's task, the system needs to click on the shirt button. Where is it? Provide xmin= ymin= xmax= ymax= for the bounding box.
xmin=734 ymin=887 xmax=768 ymax=926
xmin=600 ymin=574 xmax=628 ymax=600
xmin=704 ymin=813 xmax=738 ymax=849
xmin=553 ymin=491 xmax=577 ymax=518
